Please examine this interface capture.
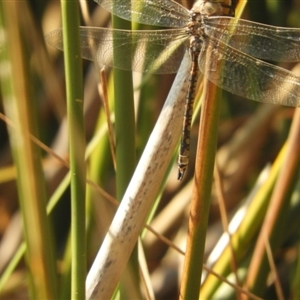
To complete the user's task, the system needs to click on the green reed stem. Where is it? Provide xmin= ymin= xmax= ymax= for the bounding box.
xmin=61 ymin=0 xmax=86 ymax=299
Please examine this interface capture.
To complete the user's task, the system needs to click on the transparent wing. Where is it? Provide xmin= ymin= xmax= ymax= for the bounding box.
xmin=94 ymin=0 xmax=189 ymax=28
xmin=204 ymin=16 xmax=300 ymax=62
xmin=45 ymin=27 xmax=188 ymax=74
xmin=198 ymin=37 xmax=300 ymax=107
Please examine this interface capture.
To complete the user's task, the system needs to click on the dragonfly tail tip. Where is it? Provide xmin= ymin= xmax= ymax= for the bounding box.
xmin=177 ymin=167 xmax=186 ymax=181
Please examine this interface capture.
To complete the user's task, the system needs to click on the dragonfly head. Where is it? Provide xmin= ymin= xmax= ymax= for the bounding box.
xmin=192 ymin=0 xmax=223 ymax=16
xmin=192 ymin=0 xmax=235 ymax=17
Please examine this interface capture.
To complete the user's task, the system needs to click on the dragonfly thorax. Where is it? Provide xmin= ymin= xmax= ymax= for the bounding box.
xmin=186 ymin=11 xmax=205 ymax=39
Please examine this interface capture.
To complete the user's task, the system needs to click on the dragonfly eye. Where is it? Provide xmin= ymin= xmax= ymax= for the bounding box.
xmin=221 ymin=2 xmax=236 ymax=16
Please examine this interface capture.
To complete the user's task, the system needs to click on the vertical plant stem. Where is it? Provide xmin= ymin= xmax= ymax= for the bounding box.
xmin=180 ymin=78 xmax=221 ymax=299
xmin=112 ymin=18 xmax=136 ymax=201
xmin=0 ymin=2 xmax=57 ymax=299
xmin=61 ymin=0 xmax=86 ymax=299
xmin=180 ymin=3 xmax=247 ymax=297
xmin=112 ymin=6 xmax=138 ymax=299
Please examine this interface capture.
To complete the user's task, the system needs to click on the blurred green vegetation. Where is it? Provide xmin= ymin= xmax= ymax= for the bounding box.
xmin=0 ymin=0 xmax=300 ymax=299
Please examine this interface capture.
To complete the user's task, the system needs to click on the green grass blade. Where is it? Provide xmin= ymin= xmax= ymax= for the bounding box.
xmin=112 ymin=6 xmax=139 ymax=298
xmin=60 ymin=0 xmax=86 ymax=298
xmin=0 ymin=2 xmax=58 ymax=299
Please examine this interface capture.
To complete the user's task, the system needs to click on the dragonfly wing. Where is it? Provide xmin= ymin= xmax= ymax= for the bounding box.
xmin=45 ymin=27 xmax=187 ymax=74
xmin=205 ymin=17 xmax=300 ymax=62
xmin=198 ymin=37 xmax=300 ymax=107
xmin=95 ymin=0 xmax=189 ymax=28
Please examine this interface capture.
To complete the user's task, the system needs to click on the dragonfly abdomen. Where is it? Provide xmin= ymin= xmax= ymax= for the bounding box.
xmin=178 ymin=36 xmax=201 ymax=180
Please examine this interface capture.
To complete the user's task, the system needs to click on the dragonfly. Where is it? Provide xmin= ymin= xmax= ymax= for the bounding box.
xmin=46 ymin=0 xmax=300 ymax=180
